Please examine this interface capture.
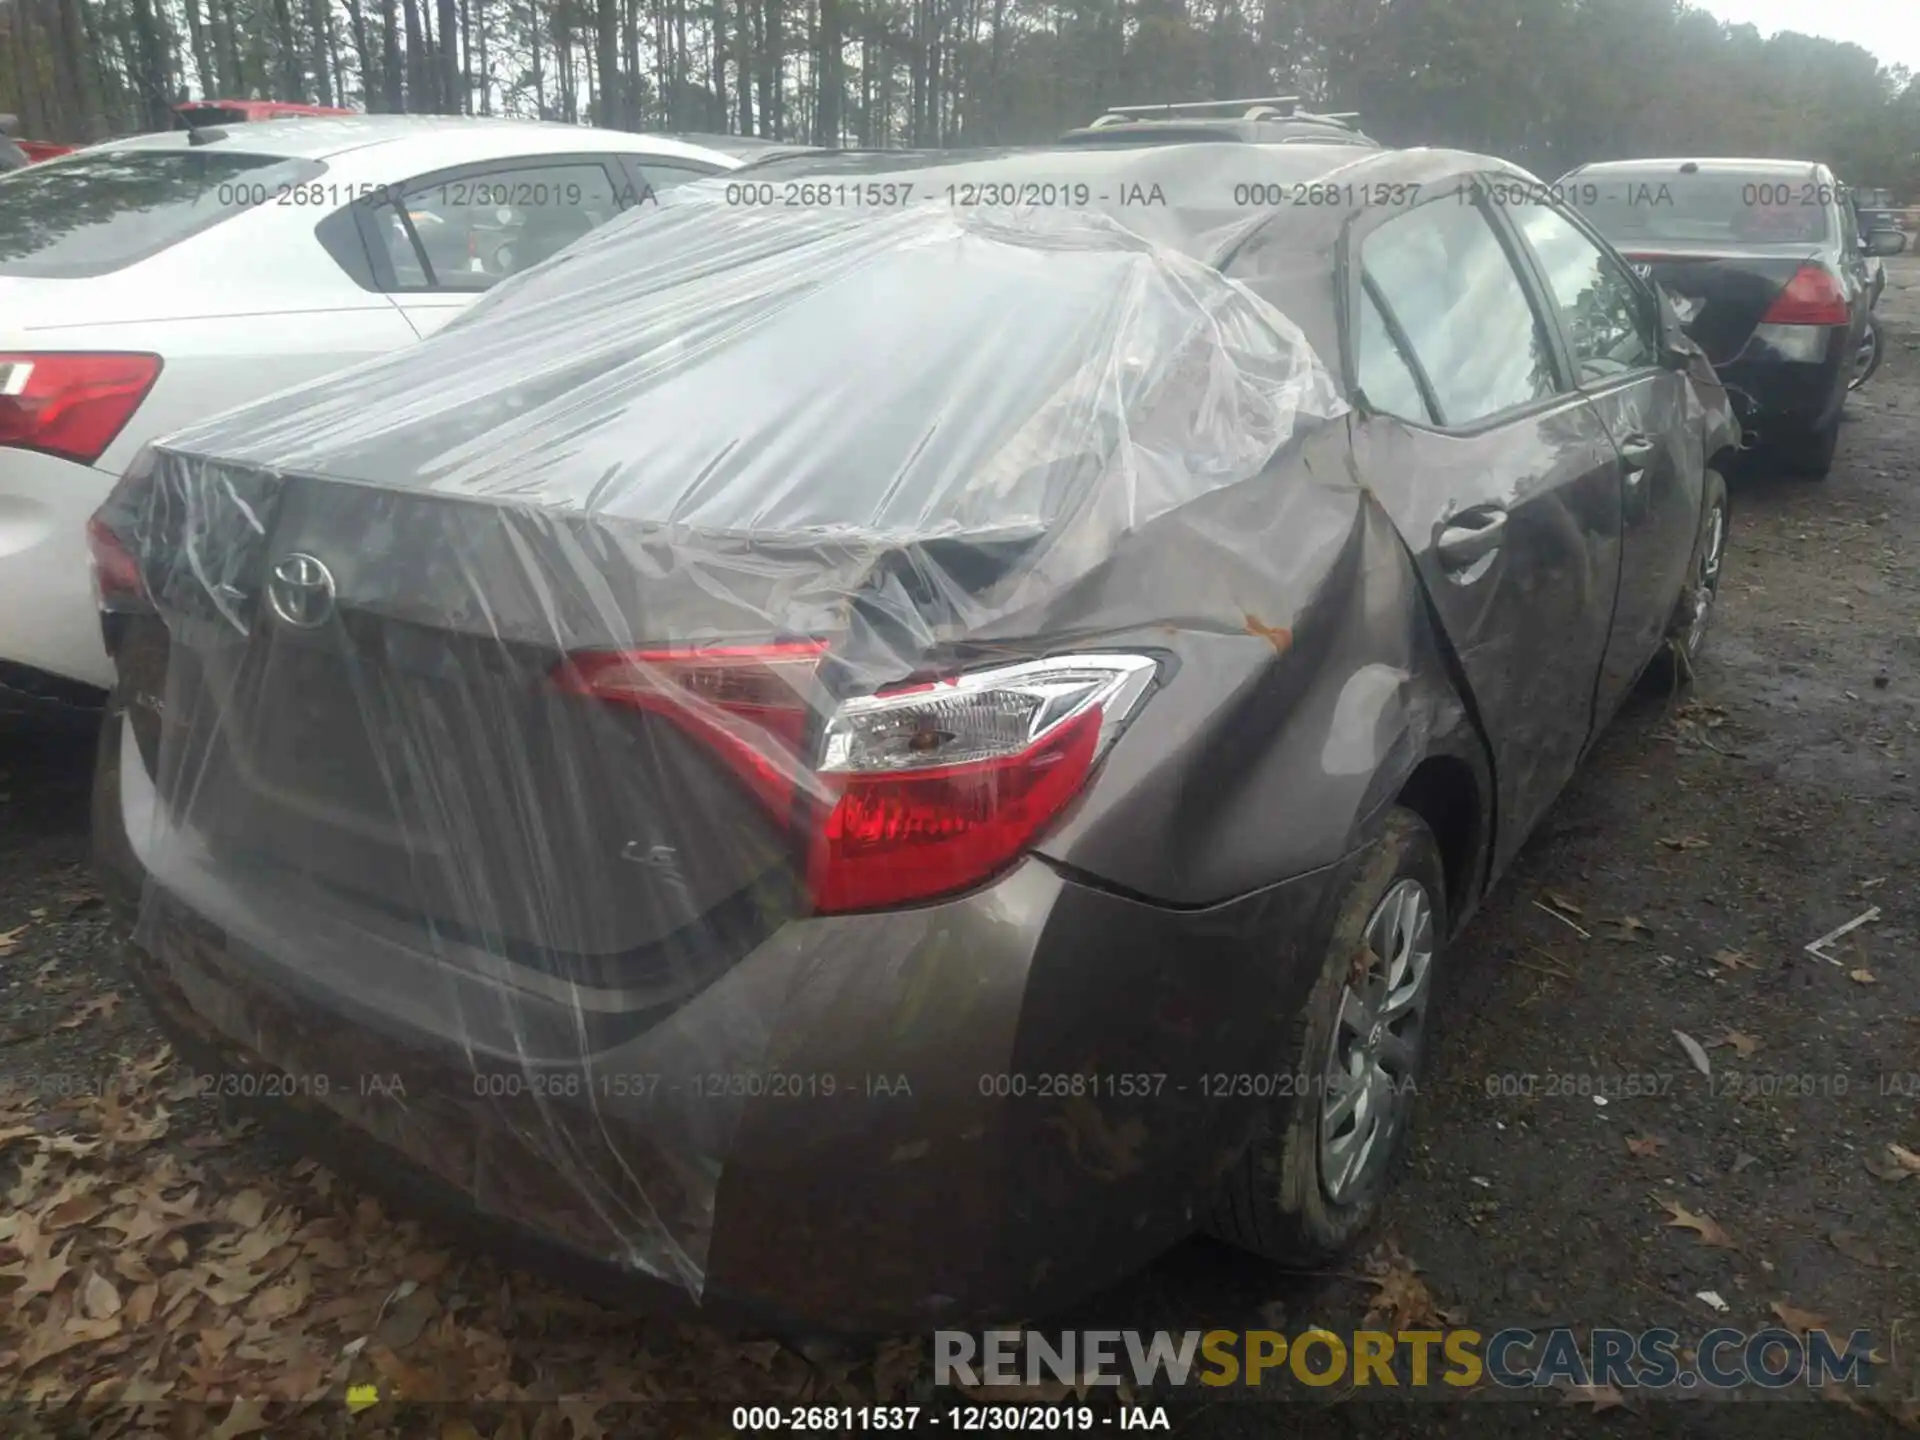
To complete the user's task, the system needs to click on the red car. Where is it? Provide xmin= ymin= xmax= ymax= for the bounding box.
xmin=173 ymin=100 xmax=357 ymax=128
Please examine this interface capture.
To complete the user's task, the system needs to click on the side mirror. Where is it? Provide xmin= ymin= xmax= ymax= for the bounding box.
xmin=1866 ymin=228 xmax=1908 ymax=258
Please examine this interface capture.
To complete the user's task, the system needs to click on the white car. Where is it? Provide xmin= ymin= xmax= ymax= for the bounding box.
xmin=0 ymin=116 xmax=790 ymax=707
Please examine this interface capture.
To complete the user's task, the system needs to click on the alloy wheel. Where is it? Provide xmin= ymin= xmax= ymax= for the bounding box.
xmin=1848 ymin=319 xmax=1881 ymax=391
xmin=1687 ymin=502 xmax=1727 ymax=657
xmin=1319 ymin=877 xmax=1436 ymax=1205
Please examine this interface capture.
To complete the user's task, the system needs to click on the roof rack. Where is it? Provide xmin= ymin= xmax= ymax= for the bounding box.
xmin=1086 ymin=96 xmax=1361 ymax=129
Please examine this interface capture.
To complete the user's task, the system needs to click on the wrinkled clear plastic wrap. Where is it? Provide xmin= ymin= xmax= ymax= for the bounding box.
xmin=97 ymin=183 xmax=1349 ymax=1304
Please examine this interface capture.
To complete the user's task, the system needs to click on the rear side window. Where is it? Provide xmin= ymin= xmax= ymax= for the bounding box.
xmin=374 ymin=159 xmax=626 ymax=291
xmin=0 ymin=150 xmax=325 ymax=278
xmin=1361 ymin=200 xmax=1560 ymax=425
xmin=1354 ymin=285 xmax=1433 ymax=422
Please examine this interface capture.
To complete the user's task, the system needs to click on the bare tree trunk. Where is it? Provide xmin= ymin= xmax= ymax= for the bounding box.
xmin=210 ymin=0 xmax=246 ymax=97
xmin=401 ymin=0 xmax=426 ymax=107
xmin=594 ymin=0 xmax=618 ymax=124
xmin=859 ymin=28 xmax=871 ymax=144
xmin=268 ymin=0 xmax=303 ymax=99
xmin=813 ymin=0 xmax=838 ymax=144
xmin=529 ymin=0 xmax=546 ymax=117
xmin=623 ymin=0 xmax=642 ymax=125
xmin=180 ymin=0 xmax=214 ymax=97
xmin=709 ymin=0 xmax=724 ymax=129
xmin=751 ymin=0 xmax=769 ymax=135
xmin=124 ymin=0 xmax=174 ymax=127
xmin=476 ymin=0 xmax=491 ymax=111
xmin=309 ymin=0 xmax=335 ymax=103
xmin=327 ymin=2 xmax=345 ymax=103
xmin=344 ymin=0 xmax=377 ymax=107
xmin=437 ymin=0 xmax=459 ymax=108
xmin=878 ymin=18 xmax=893 ymax=146
xmin=556 ymin=2 xmax=575 ymax=122
xmin=733 ymin=0 xmax=752 ymax=132
xmin=377 ymin=0 xmax=404 ymax=108
xmin=459 ymin=0 xmax=473 ymax=111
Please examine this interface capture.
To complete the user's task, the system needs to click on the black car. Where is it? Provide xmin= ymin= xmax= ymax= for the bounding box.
xmin=1558 ymin=157 xmax=1907 ymax=478
xmin=91 ymin=142 xmax=1737 ymax=1334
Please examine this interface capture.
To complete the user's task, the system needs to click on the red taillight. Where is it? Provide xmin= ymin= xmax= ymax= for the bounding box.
xmin=86 ymin=515 xmax=147 ymax=610
xmin=809 ymin=705 xmax=1102 ymax=913
xmin=1760 ymin=265 xmax=1848 ymax=327
xmin=552 ymin=648 xmax=1157 ymax=915
xmin=0 ymin=353 xmax=162 ymax=465
xmin=552 ymin=641 xmax=829 ymax=818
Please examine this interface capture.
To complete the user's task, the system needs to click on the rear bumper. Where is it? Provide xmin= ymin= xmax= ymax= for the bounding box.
xmin=1716 ymin=332 xmax=1848 ymax=442
xmin=93 ymin=705 xmax=1349 ymax=1334
xmin=0 ymin=448 xmax=117 ymax=693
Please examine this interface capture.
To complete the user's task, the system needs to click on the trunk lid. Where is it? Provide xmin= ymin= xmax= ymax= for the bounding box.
xmin=120 ymin=469 xmax=1056 ymax=989
xmin=1619 ymin=245 xmax=1817 ymax=366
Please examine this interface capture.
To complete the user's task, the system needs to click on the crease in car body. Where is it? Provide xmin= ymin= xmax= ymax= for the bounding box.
xmin=85 ymin=137 xmax=1738 ymax=1333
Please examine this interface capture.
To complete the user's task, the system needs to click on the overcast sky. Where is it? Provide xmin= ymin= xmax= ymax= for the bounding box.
xmin=1692 ymin=0 xmax=1920 ymax=76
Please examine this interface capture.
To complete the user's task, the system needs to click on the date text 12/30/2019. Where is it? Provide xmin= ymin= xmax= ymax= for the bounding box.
xmin=730 ymin=1405 xmax=1173 ymax=1431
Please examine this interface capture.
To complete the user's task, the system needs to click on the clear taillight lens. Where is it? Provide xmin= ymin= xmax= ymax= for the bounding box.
xmin=809 ymin=655 xmax=1158 ymax=913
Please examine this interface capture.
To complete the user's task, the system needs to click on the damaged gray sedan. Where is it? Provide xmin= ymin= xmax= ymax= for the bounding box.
xmin=87 ymin=140 xmax=1739 ymax=1334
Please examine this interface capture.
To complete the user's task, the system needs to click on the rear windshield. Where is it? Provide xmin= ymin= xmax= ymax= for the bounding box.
xmin=0 ymin=149 xmax=325 ymax=278
xmin=1567 ymin=174 xmax=1830 ymax=247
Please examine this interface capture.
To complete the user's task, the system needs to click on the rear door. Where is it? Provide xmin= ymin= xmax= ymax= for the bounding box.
xmin=1346 ymin=181 xmax=1626 ymax=872
xmin=1495 ymin=194 xmax=1700 ymax=721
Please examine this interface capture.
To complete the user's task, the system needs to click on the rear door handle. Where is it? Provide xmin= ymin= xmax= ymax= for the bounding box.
xmin=1435 ymin=506 xmax=1508 ymax=570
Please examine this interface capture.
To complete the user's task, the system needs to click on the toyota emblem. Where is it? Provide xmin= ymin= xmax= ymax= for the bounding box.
xmin=266 ymin=552 xmax=337 ymax=628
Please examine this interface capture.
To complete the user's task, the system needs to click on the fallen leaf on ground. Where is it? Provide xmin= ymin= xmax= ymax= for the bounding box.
xmin=1545 ymin=891 xmax=1585 ymax=917
xmin=1849 ymin=968 xmax=1878 ymax=985
xmin=1609 ymin=915 xmax=1653 ymax=940
xmin=224 ymin=1189 xmax=269 ymax=1228
xmin=53 ymin=992 xmax=122 ymax=1030
xmin=1707 ymin=1029 xmax=1762 ymax=1059
xmin=1659 ymin=1197 xmax=1737 ymax=1248
xmin=1771 ymin=1301 xmax=1830 ymax=1333
xmin=1626 ymin=1135 xmax=1667 ymax=1158
xmin=1829 ymin=1230 xmax=1890 ymax=1268
xmin=81 ymin=1270 xmax=122 ymax=1319
xmin=373 ymin=1285 xmax=441 ymax=1351
xmin=0 ymin=924 xmax=28 ymax=956
xmin=1713 ymin=948 xmax=1761 ymax=971
xmin=1361 ymin=1241 xmax=1455 ymax=1330
xmin=1658 ymin=836 xmax=1709 ymax=851
xmin=1673 ymin=1030 xmax=1713 ymax=1077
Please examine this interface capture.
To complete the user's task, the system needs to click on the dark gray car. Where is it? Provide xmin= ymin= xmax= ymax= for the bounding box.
xmin=88 ymin=141 xmax=1738 ymax=1335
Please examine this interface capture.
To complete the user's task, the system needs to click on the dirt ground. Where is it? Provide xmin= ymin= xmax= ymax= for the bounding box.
xmin=2 ymin=259 xmax=1918 ymax=1438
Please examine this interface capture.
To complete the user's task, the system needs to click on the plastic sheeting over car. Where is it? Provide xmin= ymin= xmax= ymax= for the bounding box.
xmin=95 ymin=182 xmax=1350 ymax=1300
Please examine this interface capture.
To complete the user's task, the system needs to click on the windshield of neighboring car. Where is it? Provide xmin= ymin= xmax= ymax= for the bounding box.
xmin=0 ymin=148 xmax=325 ymax=277
xmin=1566 ymin=173 xmax=1830 ymax=247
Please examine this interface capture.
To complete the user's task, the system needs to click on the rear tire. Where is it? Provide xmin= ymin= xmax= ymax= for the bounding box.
xmin=1642 ymin=467 xmax=1729 ymax=694
xmin=1208 ymin=808 xmax=1447 ymax=1264
xmin=1847 ymin=316 xmax=1883 ymax=392
xmin=1775 ymin=417 xmax=1838 ymax=479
